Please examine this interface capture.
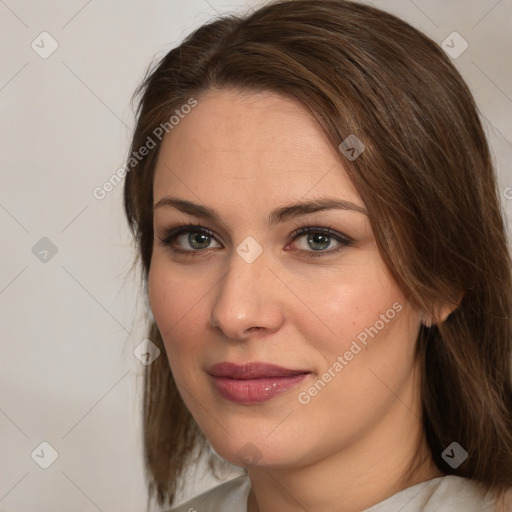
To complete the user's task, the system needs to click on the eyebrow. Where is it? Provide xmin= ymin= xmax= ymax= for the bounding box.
xmin=153 ymin=197 xmax=368 ymax=227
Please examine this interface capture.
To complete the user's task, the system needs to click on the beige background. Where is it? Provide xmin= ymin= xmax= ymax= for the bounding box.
xmin=1 ymin=0 xmax=511 ymax=511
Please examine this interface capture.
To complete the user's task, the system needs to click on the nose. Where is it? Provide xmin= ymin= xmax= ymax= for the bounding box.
xmin=209 ymin=247 xmax=285 ymax=341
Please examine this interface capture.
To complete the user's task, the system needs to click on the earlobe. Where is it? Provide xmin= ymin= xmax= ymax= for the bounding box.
xmin=421 ymin=316 xmax=433 ymax=328
xmin=422 ymin=292 xmax=464 ymax=327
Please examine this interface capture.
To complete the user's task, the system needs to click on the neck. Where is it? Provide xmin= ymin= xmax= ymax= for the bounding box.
xmin=247 ymin=435 xmax=442 ymax=512
xmin=246 ymin=369 xmax=444 ymax=512
xmin=248 ymin=462 xmax=442 ymax=512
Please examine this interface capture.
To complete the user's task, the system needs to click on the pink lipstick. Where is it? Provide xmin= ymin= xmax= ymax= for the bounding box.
xmin=208 ymin=362 xmax=311 ymax=404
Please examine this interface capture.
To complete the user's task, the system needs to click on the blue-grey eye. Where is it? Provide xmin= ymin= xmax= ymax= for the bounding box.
xmin=187 ymin=232 xmax=212 ymax=249
xmin=306 ymin=232 xmax=332 ymax=251
xmin=175 ymin=230 xmax=221 ymax=250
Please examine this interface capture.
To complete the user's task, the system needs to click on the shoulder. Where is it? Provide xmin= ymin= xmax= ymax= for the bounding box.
xmin=421 ymin=475 xmax=498 ymax=511
xmin=166 ymin=475 xmax=251 ymax=512
xmin=367 ymin=475 xmax=499 ymax=512
xmin=407 ymin=475 xmax=499 ymax=512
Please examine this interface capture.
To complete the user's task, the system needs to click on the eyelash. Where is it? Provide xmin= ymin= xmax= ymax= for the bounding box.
xmin=157 ymin=221 xmax=353 ymax=260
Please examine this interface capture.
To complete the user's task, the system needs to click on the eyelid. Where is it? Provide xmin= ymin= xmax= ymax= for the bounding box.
xmin=157 ymin=221 xmax=353 ymax=257
xmin=288 ymin=220 xmax=353 ymax=242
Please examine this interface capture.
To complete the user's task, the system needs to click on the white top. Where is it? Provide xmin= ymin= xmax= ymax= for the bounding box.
xmin=169 ymin=474 xmax=498 ymax=511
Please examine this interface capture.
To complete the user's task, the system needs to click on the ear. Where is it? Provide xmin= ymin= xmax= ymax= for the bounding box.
xmin=421 ymin=291 xmax=464 ymax=327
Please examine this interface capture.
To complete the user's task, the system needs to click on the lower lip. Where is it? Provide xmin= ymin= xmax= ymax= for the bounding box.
xmin=210 ymin=374 xmax=309 ymax=404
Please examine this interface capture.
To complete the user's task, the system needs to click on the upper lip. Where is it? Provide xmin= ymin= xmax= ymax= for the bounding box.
xmin=208 ymin=362 xmax=311 ymax=379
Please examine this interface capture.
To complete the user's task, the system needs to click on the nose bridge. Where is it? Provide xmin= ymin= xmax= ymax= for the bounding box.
xmin=209 ymin=243 xmax=282 ymax=339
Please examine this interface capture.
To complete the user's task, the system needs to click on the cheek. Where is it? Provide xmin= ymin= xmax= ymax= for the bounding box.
xmin=292 ymin=273 xmax=418 ymax=442
xmin=147 ymin=258 xmax=206 ymax=354
xmin=148 ymin=261 xmax=175 ymax=335
xmin=148 ymin=260 xmax=213 ymax=397
xmin=290 ymin=254 xmax=403 ymax=358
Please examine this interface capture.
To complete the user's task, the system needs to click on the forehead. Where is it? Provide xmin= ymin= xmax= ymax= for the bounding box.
xmin=153 ymin=88 xmax=364 ymax=214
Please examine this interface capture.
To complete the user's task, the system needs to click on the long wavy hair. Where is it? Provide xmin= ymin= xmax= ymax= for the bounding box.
xmin=123 ymin=0 xmax=512 ymax=509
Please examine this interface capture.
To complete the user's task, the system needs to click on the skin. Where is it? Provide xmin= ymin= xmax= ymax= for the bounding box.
xmin=148 ymin=88 xmax=446 ymax=512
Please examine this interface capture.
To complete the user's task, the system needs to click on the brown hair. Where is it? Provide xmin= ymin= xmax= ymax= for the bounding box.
xmin=123 ymin=0 xmax=512 ymax=509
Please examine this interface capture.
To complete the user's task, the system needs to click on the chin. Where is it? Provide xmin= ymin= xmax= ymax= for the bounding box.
xmin=207 ymin=429 xmax=310 ymax=470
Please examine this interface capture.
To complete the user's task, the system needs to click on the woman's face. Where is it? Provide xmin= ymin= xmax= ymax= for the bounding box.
xmin=148 ymin=88 xmax=424 ymax=469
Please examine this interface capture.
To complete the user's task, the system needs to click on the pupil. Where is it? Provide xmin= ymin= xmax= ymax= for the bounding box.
xmin=308 ymin=233 xmax=330 ymax=250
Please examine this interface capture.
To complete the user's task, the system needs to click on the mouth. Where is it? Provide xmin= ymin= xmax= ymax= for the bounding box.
xmin=207 ymin=362 xmax=312 ymax=404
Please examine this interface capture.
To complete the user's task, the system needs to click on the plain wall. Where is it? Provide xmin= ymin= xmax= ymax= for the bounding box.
xmin=1 ymin=0 xmax=511 ymax=511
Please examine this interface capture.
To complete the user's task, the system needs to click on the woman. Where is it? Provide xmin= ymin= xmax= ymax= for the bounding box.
xmin=123 ymin=0 xmax=512 ymax=510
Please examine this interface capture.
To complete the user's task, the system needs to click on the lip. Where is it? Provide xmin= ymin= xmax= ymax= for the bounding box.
xmin=208 ymin=362 xmax=311 ymax=404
